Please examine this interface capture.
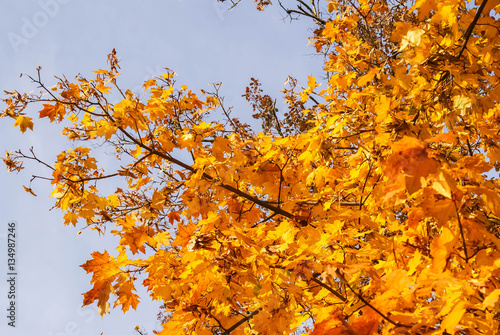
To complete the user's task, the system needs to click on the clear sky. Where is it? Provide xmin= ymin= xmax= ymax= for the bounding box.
xmin=0 ymin=1 xmax=321 ymax=334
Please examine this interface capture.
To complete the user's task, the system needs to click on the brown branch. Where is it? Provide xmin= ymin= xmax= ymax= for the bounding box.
xmin=453 ymin=199 xmax=469 ymax=263
xmin=30 ymin=175 xmax=53 ymax=182
xmin=221 ymin=308 xmax=262 ymax=335
xmin=466 ymin=138 xmax=474 ymax=156
xmin=116 ymin=125 xmax=296 ymax=220
xmin=336 ymin=270 xmax=411 ymax=328
xmin=457 ymin=0 xmax=489 ymax=58
xmin=17 ymin=147 xmax=55 ymax=171
xmin=71 ymin=173 xmax=119 ymax=183
xmin=270 ymin=99 xmax=284 ymax=137
xmin=278 ymin=0 xmax=326 ymax=26
xmin=310 ymin=276 xmax=347 ymax=302
xmin=78 ymin=87 xmax=295 ymax=222
xmin=210 ymin=313 xmax=228 ymax=332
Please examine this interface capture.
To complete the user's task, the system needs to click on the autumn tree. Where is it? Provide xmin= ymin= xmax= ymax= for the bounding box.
xmin=3 ymin=0 xmax=500 ymax=334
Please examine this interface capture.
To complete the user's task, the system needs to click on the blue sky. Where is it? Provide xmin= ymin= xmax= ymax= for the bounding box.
xmin=0 ymin=1 xmax=321 ymax=334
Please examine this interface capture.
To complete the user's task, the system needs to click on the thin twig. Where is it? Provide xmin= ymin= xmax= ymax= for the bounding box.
xmin=18 ymin=147 xmax=55 ymax=171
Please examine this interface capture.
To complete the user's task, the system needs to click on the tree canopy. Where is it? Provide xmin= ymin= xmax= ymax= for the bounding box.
xmin=3 ymin=0 xmax=500 ymax=334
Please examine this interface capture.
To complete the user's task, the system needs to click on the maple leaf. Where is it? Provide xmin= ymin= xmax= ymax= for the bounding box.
xmin=113 ymin=274 xmax=140 ymax=312
xmin=383 ymin=136 xmax=438 ymax=198
xmin=38 ymin=103 xmax=66 ymax=122
xmin=311 ymin=312 xmax=356 ymax=335
xmin=96 ymin=82 xmax=111 ymax=94
xmin=358 ymin=67 xmax=379 ymax=87
xmin=399 ymin=27 xmax=426 ymax=51
xmin=60 ymin=83 xmax=80 ymax=99
xmin=83 ymin=279 xmax=113 ymax=316
xmin=81 ymin=251 xmax=122 ymax=316
xmin=13 ymin=116 xmax=33 ymax=133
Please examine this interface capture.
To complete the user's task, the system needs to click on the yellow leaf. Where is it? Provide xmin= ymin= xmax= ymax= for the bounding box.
xmin=81 ymin=250 xmax=119 ymax=275
xmin=431 ymin=169 xmax=453 ymax=198
xmin=453 ymin=95 xmax=472 ymax=114
xmin=68 ymin=113 xmax=79 ymax=122
xmin=271 ymin=219 xmax=298 ymax=245
xmin=153 ymin=231 xmax=171 ymax=247
xmin=431 ymin=226 xmax=456 ymax=273
xmin=441 ymin=301 xmax=466 ymax=332
xmin=14 ymin=116 xmax=33 ymax=133
xmin=482 ymin=289 xmax=500 ymax=309
xmin=96 ymin=83 xmax=111 ymax=94
xmin=86 ymin=280 xmax=112 ymax=316
xmin=407 ymin=250 xmax=422 ymax=276
xmin=384 ymin=136 xmax=438 ymax=197
xmin=93 ymin=69 xmax=109 ymax=74
xmin=162 ymin=72 xmax=176 ymax=79
xmin=113 ymin=274 xmax=140 ymax=312
xmin=308 ymin=75 xmax=317 ymax=91
xmin=143 ymin=79 xmax=156 ymax=91
xmin=410 ymin=0 xmax=436 ymax=19
xmin=399 ymin=27 xmax=425 ymax=51
xmin=81 ymin=251 xmax=122 ymax=316
xmin=130 ymin=145 xmax=142 ymax=158
xmin=64 ymin=212 xmax=79 ymax=226
xmin=375 ymin=95 xmax=391 ymax=123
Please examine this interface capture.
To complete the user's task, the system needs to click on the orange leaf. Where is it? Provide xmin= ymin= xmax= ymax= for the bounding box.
xmin=113 ymin=275 xmax=140 ymax=312
xmin=39 ymin=103 xmax=66 ymax=122
xmin=83 ymin=280 xmax=113 ymax=316
xmin=81 ymin=250 xmax=121 ymax=281
xmin=384 ymin=136 xmax=438 ymax=196
xmin=358 ymin=68 xmax=379 ymax=86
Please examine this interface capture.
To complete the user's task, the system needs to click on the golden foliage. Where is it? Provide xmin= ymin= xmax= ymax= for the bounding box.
xmin=2 ymin=0 xmax=500 ymax=334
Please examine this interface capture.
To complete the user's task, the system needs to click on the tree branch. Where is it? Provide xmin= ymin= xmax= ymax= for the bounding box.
xmin=457 ymin=0 xmax=489 ymax=58
xmin=221 ymin=308 xmax=262 ymax=335
xmin=310 ymin=275 xmax=347 ymax=302
xmin=454 ymin=199 xmax=469 ymax=263
xmin=116 ymin=124 xmax=297 ymax=220
xmin=336 ymin=270 xmax=411 ymax=328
